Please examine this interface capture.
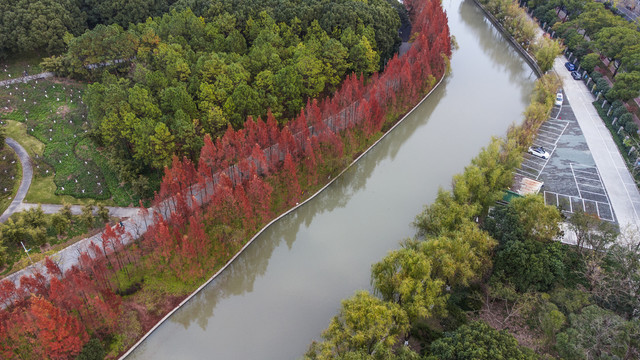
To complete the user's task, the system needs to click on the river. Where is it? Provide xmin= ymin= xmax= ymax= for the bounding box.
xmin=126 ymin=0 xmax=536 ymax=358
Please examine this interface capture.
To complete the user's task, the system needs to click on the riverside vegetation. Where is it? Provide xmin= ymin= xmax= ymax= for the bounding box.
xmin=303 ymin=1 xmax=640 ymax=359
xmin=1 ymin=0 xmax=403 ymax=289
xmin=305 ymin=70 xmax=640 ymax=360
xmin=0 ymin=0 xmax=452 ymax=358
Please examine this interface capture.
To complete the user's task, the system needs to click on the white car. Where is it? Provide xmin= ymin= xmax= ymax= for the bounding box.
xmin=528 ymin=146 xmax=550 ymax=159
xmin=555 ymin=92 xmax=563 ymax=106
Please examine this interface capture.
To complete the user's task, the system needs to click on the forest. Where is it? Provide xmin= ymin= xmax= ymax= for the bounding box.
xmin=0 ymin=0 xmax=452 ymax=358
xmin=34 ymin=0 xmax=403 ymax=199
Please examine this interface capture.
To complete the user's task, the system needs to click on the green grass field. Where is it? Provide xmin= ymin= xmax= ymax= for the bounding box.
xmin=0 ymin=79 xmax=135 ymax=206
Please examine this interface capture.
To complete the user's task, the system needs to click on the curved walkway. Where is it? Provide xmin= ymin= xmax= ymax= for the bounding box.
xmin=0 ymin=138 xmax=32 ymax=223
xmin=0 ymin=136 xmax=140 ymax=223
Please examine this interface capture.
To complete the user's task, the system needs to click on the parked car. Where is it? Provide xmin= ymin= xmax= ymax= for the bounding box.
xmin=555 ymin=92 xmax=563 ymax=106
xmin=571 ymin=71 xmax=581 ymax=80
xmin=565 ymin=62 xmax=576 ymax=71
xmin=528 ymin=146 xmax=550 ymax=159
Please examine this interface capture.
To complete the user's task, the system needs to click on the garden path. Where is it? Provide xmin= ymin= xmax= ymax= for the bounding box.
xmin=0 ymin=138 xmax=33 ymax=223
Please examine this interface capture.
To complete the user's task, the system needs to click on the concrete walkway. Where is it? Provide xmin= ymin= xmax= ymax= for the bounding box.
xmin=555 ymin=56 xmax=640 ymax=230
xmin=15 ymin=203 xmax=141 ymax=217
xmin=0 ymin=72 xmax=54 ymax=87
xmin=0 ymin=138 xmax=32 ymax=223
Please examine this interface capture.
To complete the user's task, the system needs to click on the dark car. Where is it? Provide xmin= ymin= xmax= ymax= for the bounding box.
xmin=565 ymin=62 xmax=576 ymax=71
xmin=571 ymin=71 xmax=581 ymax=80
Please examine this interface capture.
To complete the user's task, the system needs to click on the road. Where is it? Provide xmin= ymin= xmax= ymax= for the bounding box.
xmin=554 ymin=56 xmax=640 ymax=231
xmin=0 ymin=138 xmax=33 ymax=223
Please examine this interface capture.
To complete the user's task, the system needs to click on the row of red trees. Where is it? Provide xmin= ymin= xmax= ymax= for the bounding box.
xmin=0 ymin=0 xmax=451 ymax=358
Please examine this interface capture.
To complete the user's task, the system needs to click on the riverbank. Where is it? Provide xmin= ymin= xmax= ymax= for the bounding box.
xmin=120 ymin=1 xmax=537 ymax=358
xmin=118 ymin=62 xmax=448 ymax=360
xmin=472 ymin=0 xmax=543 ymax=77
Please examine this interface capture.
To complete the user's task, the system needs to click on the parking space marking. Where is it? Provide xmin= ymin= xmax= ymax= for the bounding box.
xmin=544 ymin=190 xmax=615 ymax=222
xmin=530 ymin=121 xmax=569 ymax=180
xmin=537 ymin=128 xmax=562 ymax=137
xmin=521 ymin=162 xmax=544 ymax=171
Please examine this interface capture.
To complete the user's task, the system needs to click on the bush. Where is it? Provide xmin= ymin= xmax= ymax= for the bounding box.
xmin=612 ymin=103 xmax=629 ymax=119
xmin=590 ymin=71 xmax=603 ymax=82
xmin=619 ymin=113 xmax=633 ymax=127
xmin=625 ymin=121 xmax=638 ymax=135
xmin=596 ymin=78 xmax=610 ymax=94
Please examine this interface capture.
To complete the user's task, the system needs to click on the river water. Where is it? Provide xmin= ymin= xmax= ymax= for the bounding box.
xmin=127 ymin=0 xmax=536 ymax=359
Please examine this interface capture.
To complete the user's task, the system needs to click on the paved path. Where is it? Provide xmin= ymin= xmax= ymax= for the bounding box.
xmin=555 ymin=56 xmax=640 ymax=230
xmin=0 ymin=72 xmax=54 ymax=87
xmin=0 ymin=138 xmax=32 ymax=223
xmin=15 ymin=203 xmax=140 ymax=217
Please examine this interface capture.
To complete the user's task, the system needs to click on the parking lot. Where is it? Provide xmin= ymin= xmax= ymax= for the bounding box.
xmin=516 ymin=119 xmax=569 ymax=180
xmin=516 ymin=93 xmax=617 ymax=223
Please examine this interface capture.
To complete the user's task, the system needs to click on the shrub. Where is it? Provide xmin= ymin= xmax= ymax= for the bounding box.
xmin=625 ymin=121 xmax=638 ymax=135
xmin=596 ymin=78 xmax=610 ymax=94
xmin=619 ymin=113 xmax=633 ymax=127
xmin=590 ymin=71 xmax=603 ymax=82
xmin=612 ymin=103 xmax=629 ymax=119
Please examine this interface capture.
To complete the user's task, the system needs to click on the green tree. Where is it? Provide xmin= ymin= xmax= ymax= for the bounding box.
xmin=486 ymin=203 xmax=567 ymax=292
xmin=49 ymin=213 xmax=70 ymax=236
xmin=81 ymin=204 xmax=94 ymax=229
xmin=371 ymin=247 xmax=446 ymax=323
xmin=417 ymin=221 xmax=497 ymax=288
xmin=580 ymin=53 xmax=600 ymax=73
xmin=427 ymin=321 xmax=537 ymax=360
xmin=592 ymin=27 xmax=640 ymax=76
xmin=0 ymin=125 xmax=5 ymax=149
xmin=76 ymin=338 xmax=106 ymax=360
xmin=0 ymin=240 xmax=6 ymax=267
xmin=97 ymin=205 xmax=110 ymax=224
xmin=149 ymin=123 xmax=176 ymax=169
xmin=556 ymin=305 xmax=640 ymax=359
xmin=567 ymin=209 xmax=618 ymax=254
xmin=413 ymin=190 xmax=478 ymax=238
xmin=60 ymin=202 xmax=73 ymax=222
xmin=606 ymin=71 xmax=640 ymax=102
xmin=453 ymin=138 xmax=521 ymax=217
xmin=305 ymin=291 xmax=409 ymax=359
xmin=510 ymin=195 xmax=562 ymax=242
xmin=534 ymin=36 xmax=563 ymax=73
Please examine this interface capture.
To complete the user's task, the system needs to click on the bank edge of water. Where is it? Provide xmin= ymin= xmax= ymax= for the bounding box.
xmin=472 ymin=0 xmax=543 ymax=77
xmin=118 ymin=69 xmax=448 ymax=360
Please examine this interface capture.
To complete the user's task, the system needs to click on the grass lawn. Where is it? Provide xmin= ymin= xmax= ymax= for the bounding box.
xmin=0 ymin=79 xmax=135 ymax=206
xmin=0 ymin=145 xmax=21 ymax=214
xmin=0 ymin=55 xmax=44 ymax=82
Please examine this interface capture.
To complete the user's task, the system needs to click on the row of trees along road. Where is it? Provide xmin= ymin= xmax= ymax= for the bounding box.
xmin=0 ymin=0 xmax=452 ymax=357
xmin=529 ymin=0 xmax=640 ymax=103
xmin=41 ymin=0 xmax=403 ymax=198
